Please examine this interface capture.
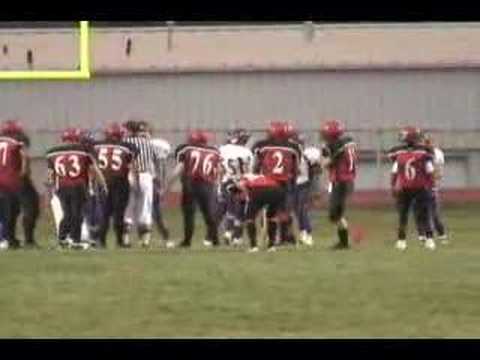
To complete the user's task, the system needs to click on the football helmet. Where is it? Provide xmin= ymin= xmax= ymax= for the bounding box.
xmin=320 ymin=119 xmax=345 ymax=143
xmin=0 ymin=119 xmax=24 ymax=137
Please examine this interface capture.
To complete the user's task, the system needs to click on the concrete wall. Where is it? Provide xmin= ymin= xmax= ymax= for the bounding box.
xmin=0 ymin=69 xmax=478 ymax=191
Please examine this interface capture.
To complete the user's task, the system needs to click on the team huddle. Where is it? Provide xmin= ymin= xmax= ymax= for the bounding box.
xmin=0 ymin=118 xmax=448 ymax=252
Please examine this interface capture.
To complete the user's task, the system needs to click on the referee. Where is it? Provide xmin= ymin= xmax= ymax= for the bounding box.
xmin=123 ymin=119 xmax=162 ymax=248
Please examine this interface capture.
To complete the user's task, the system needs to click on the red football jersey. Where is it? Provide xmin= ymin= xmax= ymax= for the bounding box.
xmin=324 ymin=138 xmax=357 ymax=183
xmin=252 ymin=140 xmax=301 ymax=183
xmin=0 ymin=136 xmax=24 ymax=192
xmin=94 ymin=142 xmax=135 ymax=181
xmin=394 ymin=150 xmax=433 ymax=190
xmin=46 ymin=144 xmax=94 ymax=189
xmin=175 ymin=144 xmax=221 ymax=183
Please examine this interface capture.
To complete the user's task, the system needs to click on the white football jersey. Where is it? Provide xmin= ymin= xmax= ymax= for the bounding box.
xmin=297 ymin=146 xmax=321 ymax=185
xmin=433 ymin=147 xmax=445 ymax=189
xmin=219 ymin=143 xmax=254 ymax=182
xmin=150 ymin=138 xmax=171 ymax=160
xmin=150 ymin=138 xmax=171 ymax=181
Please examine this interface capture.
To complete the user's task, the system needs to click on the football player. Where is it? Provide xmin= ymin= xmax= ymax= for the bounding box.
xmin=291 ymin=134 xmax=322 ymax=246
xmin=225 ymin=173 xmax=288 ymax=252
xmin=0 ymin=120 xmax=29 ymax=250
xmin=218 ymin=128 xmax=253 ymax=246
xmin=4 ymin=120 xmax=41 ymax=249
xmin=416 ymin=134 xmax=448 ymax=244
xmin=94 ymin=123 xmax=137 ymax=248
xmin=251 ymin=121 xmax=302 ymax=247
xmin=162 ymin=130 xmax=221 ymax=248
xmin=319 ymin=119 xmax=358 ymax=250
xmin=388 ymin=126 xmax=436 ymax=251
xmin=46 ymin=128 xmax=107 ymax=250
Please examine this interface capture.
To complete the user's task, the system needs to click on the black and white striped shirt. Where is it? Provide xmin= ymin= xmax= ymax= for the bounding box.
xmin=124 ymin=135 xmax=161 ymax=174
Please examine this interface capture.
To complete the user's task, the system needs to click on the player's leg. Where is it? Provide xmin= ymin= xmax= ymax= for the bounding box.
xmin=20 ymin=179 xmax=40 ymax=248
xmin=2 ymin=192 xmax=21 ymax=249
xmin=57 ymin=188 xmax=74 ymax=247
xmin=329 ymin=181 xmax=353 ymax=250
xmin=70 ymin=186 xmax=88 ymax=248
xmin=279 ymin=184 xmax=295 ymax=246
xmin=197 ymin=182 xmax=219 ymax=246
xmin=50 ymin=192 xmax=64 ymax=237
xmin=112 ymin=179 xmax=131 ymax=247
xmin=180 ymin=179 xmax=197 ymax=247
xmin=244 ymin=194 xmax=264 ymax=251
xmin=98 ymin=184 xmax=114 ymax=248
xmin=413 ymin=198 xmax=427 ymax=243
xmin=137 ymin=173 xmax=154 ymax=247
xmin=431 ymin=189 xmax=447 ymax=243
xmin=416 ymin=189 xmax=436 ymax=250
xmin=122 ymin=180 xmax=139 ymax=247
xmin=152 ymin=181 xmax=170 ymax=241
xmin=395 ymin=190 xmax=414 ymax=250
xmin=295 ymin=183 xmax=313 ymax=246
xmin=231 ymin=197 xmax=246 ymax=246
xmin=222 ymin=193 xmax=237 ymax=245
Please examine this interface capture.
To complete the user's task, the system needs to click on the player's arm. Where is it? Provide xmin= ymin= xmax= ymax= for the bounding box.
xmin=390 ymin=161 xmax=399 ymax=197
xmin=433 ymin=150 xmax=445 ymax=181
xmin=319 ymin=144 xmax=332 ymax=169
xmin=161 ymin=162 xmax=185 ymax=197
xmin=19 ymin=147 xmax=28 ymax=178
xmin=89 ymin=157 xmax=108 ymax=194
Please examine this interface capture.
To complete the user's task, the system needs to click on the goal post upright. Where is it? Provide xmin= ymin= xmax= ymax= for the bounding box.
xmin=0 ymin=21 xmax=91 ymax=80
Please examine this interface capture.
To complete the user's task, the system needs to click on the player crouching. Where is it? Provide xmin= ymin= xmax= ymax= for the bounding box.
xmin=46 ymin=128 xmax=107 ymax=250
xmin=319 ymin=119 xmax=358 ymax=250
xmin=218 ymin=128 xmax=253 ymax=246
xmin=225 ymin=173 xmax=288 ymax=252
xmin=388 ymin=127 xmax=436 ymax=251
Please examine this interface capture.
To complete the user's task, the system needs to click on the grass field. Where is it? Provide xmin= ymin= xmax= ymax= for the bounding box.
xmin=0 ymin=203 xmax=479 ymax=338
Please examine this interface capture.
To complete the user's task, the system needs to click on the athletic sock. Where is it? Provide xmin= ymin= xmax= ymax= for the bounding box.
xmin=337 ymin=228 xmax=349 ymax=246
xmin=247 ymin=222 xmax=257 ymax=248
xmin=267 ymin=221 xmax=278 ymax=248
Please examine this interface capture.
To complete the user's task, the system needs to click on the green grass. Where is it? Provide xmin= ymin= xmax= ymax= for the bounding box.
xmin=0 ymin=204 xmax=479 ymax=338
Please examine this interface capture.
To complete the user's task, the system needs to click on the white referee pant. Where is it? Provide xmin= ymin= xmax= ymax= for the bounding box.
xmin=124 ymin=172 xmax=154 ymax=229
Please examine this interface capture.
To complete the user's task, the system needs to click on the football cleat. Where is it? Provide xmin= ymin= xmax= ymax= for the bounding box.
xmin=223 ymin=231 xmax=233 ymax=243
xmin=331 ymin=242 xmax=350 ymax=250
xmin=299 ymin=231 xmax=314 ymax=246
xmin=438 ymin=234 xmax=449 ymax=245
xmin=425 ymin=238 xmax=436 ymax=250
xmin=165 ymin=240 xmax=176 ymax=249
xmin=248 ymin=247 xmax=259 ymax=253
xmin=418 ymin=236 xmax=426 ymax=243
xmin=0 ymin=240 xmax=9 ymax=251
xmin=395 ymin=240 xmax=407 ymax=251
xmin=71 ymin=241 xmax=90 ymax=251
xmin=232 ymin=238 xmax=243 ymax=247
xmin=267 ymin=246 xmax=277 ymax=253
xmin=203 ymin=240 xmax=213 ymax=247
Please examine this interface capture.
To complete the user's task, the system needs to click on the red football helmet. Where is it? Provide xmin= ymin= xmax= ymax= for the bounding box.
xmin=399 ymin=126 xmax=422 ymax=145
xmin=320 ymin=119 xmax=345 ymax=142
xmin=285 ymin=123 xmax=297 ymax=139
xmin=188 ymin=129 xmax=209 ymax=145
xmin=61 ymin=127 xmax=84 ymax=144
xmin=267 ymin=121 xmax=291 ymax=140
xmin=104 ymin=123 xmax=127 ymax=141
xmin=0 ymin=119 xmax=24 ymax=136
